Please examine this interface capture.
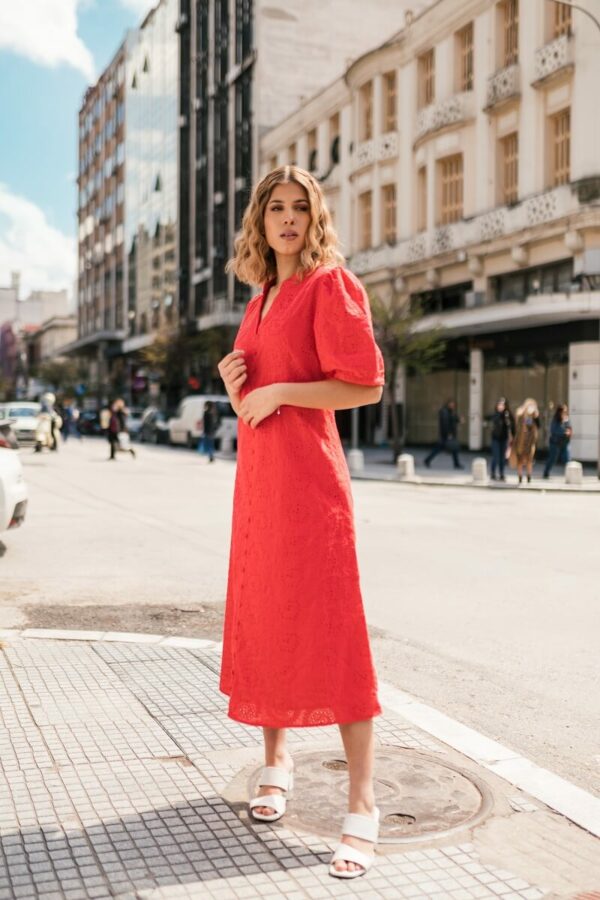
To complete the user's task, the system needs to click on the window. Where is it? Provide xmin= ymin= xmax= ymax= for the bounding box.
xmin=307 ymin=128 xmax=318 ymax=171
xmin=383 ymin=71 xmax=397 ymax=132
xmin=358 ymin=190 xmax=372 ymax=250
xmin=500 ymin=132 xmax=519 ymax=204
xmin=288 ymin=142 xmax=297 ymax=165
xmin=551 ymin=108 xmax=570 ymax=186
xmin=418 ymin=49 xmax=435 ymax=108
xmin=417 ymin=165 xmax=427 ymax=231
xmin=438 ymin=155 xmax=463 ymax=224
xmin=382 ymin=184 xmax=396 ymax=244
xmin=553 ymin=2 xmax=572 ymax=38
xmin=269 ymin=155 xmax=277 ymax=170
xmin=359 ymin=81 xmax=373 ymax=141
xmin=502 ymin=0 xmax=519 ymax=67
xmin=457 ymin=23 xmax=474 ymax=91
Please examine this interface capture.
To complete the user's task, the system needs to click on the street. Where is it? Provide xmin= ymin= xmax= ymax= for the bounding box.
xmin=1 ymin=437 xmax=599 ymax=799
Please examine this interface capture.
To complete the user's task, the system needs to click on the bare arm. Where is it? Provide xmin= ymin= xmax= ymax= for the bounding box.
xmin=274 ymin=380 xmax=383 ymax=411
xmin=238 ymin=379 xmax=382 ymax=429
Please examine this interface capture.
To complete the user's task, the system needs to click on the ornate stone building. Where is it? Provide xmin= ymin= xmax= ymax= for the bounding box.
xmin=261 ymin=0 xmax=600 ymax=461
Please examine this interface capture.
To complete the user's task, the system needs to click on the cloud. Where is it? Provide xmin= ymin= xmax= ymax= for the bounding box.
xmin=0 ymin=185 xmax=76 ymax=300
xmin=0 ymin=1 xmax=95 ymax=81
xmin=118 ymin=0 xmax=156 ymax=16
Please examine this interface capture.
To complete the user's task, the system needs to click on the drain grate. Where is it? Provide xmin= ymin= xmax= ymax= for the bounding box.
xmin=248 ymin=746 xmax=493 ymax=844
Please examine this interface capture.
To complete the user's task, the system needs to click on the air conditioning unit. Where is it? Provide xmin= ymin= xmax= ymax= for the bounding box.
xmin=465 ymin=291 xmax=485 ymax=308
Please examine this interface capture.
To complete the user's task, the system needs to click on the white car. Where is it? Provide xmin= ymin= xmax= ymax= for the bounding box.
xmin=168 ymin=394 xmax=238 ymax=448
xmin=0 ymin=447 xmax=27 ymax=532
xmin=0 ymin=402 xmax=41 ymax=446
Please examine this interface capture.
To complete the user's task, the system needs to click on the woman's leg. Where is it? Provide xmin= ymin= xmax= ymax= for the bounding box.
xmin=333 ymin=718 xmax=376 ymax=874
xmin=252 ymin=727 xmax=294 ymax=816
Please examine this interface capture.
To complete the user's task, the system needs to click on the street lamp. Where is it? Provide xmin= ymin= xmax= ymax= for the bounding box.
xmin=545 ymin=0 xmax=600 ymax=34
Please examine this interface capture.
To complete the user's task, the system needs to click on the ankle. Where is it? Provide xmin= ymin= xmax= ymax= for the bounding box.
xmin=266 ymin=750 xmax=292 ymax=769
xmin=348 ymin=792 xmax=376 ymax=816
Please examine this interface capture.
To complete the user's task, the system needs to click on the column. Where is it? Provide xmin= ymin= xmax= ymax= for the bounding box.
xmin=568 ymin=341 xmax=600 ymax=462
xmin=469 ymin=348 xmax=483 ymax=450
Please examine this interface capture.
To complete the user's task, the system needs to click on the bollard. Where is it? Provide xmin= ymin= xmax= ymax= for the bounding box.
xmin=396 ymin=453 xmax=415 ymax=479
xmin=565 ymin=461 xmax=583 ymax=485
xmin=220 ymin=435 xmax=234 ymax=455
xmin=347 ymin=449 xmax=365 ymax=473
xmin=471 ymin=457 xmax=488 ymax=483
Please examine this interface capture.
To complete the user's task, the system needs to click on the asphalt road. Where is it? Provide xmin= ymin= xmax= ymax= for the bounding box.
xmin=1 ymin=437 xmax=598 ymax=797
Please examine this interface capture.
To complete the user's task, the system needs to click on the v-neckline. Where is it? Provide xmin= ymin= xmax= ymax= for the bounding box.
xmin=256 ymin=274 xmax=296 ymax=334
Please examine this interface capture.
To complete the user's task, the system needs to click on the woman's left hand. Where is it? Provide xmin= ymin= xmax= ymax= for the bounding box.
xmin=238 ymin=385 xmax=281 ymax=429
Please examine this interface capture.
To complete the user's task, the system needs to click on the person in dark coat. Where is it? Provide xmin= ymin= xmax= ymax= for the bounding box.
xmin=543 ymin=404 xmax=572 ymax=478
xmin=424 ymin=399 xmax=464 ymax=469
xmin=487 ymin=397 xmax=515 ymax=481
xmin=199 ymin=400 xmax=219 ymax=462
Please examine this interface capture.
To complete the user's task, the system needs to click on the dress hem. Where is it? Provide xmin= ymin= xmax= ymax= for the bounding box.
xmin=221 ymin=691 xmax=383 ymax=729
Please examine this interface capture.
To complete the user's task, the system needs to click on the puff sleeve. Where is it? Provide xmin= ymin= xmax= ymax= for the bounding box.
xmin=312 ymin=267 xmax=385 ymax=386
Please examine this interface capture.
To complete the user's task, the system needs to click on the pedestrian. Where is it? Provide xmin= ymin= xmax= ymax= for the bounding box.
xmin=107 ymin=399 xmax=136 ymax=460
xmin=510 ymin=398 xmax=540 ymax=483
xmin=487 ymin=397 xmax=515 ymax=481
xmin=424 ymin=398 xmax=464 ymax=469
xmin=198 ymin=400 xmax=218 ymax=462
xmin=217 ymin=165 xmax=385 ymax=879
xmin=543 ymin=404 xmax=572 ymax=479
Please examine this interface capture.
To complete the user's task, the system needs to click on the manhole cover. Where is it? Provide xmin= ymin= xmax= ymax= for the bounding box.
xmin=248 ymin=747 xmax=493 ymax=844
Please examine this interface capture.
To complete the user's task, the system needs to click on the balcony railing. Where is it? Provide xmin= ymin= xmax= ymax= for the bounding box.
xmin=352 ymin=131 xmax=399 ymax=172
xmin=350 ymin=185 xmax=578 ymax=274
xmin=485 ymin=63 xmax=520 ymax=110
xmin=533 ymin=33 xmax=574 ymax=85
xmin=415 ymin=92 xmax=474 ymax=143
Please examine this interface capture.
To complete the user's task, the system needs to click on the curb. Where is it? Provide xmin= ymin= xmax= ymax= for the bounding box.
xmin=351 ymin=472 xmax=600 ymax=493
xmin=1 ymin=626 xmax=599 ymax=841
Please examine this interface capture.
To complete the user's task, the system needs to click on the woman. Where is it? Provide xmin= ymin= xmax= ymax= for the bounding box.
xmin=107 ymin=398 xmax=136 ymax=460
xmin=217 ymin=166 xmax=384 ymax=879
xmin=510 ymin=398 xmax=540 ymax=483
xmin=543 ymin=404 xmax=572 ymax=478
xmin=198 ymin=400 xmax=218 ymax=462
xmin=487 ymin=397 xmax=514 ymax=481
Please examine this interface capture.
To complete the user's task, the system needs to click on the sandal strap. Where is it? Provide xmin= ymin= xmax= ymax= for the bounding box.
xmin=249 ymin=793 xmax=286 ymax=815
xmin=258 ymin=766 xmax=292 ymax=791
xmin=340 ymin=808 xmax=380 ymax=842
xmin=330 ymin=842 xmax=374 ymax=870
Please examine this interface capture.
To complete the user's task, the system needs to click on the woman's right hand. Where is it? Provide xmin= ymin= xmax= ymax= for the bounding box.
xmin=218 ymin=350 xmax=247 ymax=414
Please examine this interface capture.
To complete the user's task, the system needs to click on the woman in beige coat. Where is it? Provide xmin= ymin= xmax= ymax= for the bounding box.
xmin=510 ymin=398 xmax=540 ymax=483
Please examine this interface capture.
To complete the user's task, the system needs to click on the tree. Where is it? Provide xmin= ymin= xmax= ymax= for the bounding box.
xmin=370 ymin=290 xmax=447 ymax=461
xmin=37 ymin=359 xmax=82 ymax=397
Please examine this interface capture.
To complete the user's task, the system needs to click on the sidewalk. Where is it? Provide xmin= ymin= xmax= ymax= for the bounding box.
xmin=1 ymin=630 xmax=599 ymax=899
xmin=350 ymin=446 xmax=600 ymax=492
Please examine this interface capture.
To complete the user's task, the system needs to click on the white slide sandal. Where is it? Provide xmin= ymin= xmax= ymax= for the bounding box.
xmin=329 ymin=806 xmax=380 ymax=878
xmin=248 ymin=765 xmax=294 ymax=822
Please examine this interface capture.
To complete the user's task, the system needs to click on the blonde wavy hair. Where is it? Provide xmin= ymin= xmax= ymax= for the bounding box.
xmin=225 ymin=165 xmax=345 ymax=286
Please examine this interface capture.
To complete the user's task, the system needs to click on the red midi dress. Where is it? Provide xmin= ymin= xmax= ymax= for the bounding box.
xmin=218 ymin=264 xmax=385 ymax=728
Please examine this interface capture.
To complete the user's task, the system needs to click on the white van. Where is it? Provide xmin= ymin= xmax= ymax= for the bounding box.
xmin=168 ymin=394 xmax=238 ymax=448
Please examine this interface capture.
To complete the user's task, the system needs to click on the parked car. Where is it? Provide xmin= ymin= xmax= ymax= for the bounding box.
xmin=78 ymin=410 xmax=102 ymax=436
xmin=126 ymin=406 xmax=145 ymax=439
xmin=168 ymin=395 xmax=238 ymax=448
xmin=0 ymin=402 xmax=40 ymax=445
xmin=0 ymin=419 xmax=19 ymax=449
xmin=0 ymin=444 xmax=27 ymax=532
xmin=138 ymin=406 xmax=170 ymax=444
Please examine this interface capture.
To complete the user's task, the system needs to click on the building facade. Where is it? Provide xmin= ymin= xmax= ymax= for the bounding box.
xmin=73 ymin=0 xmax=178 ymax=402
xmin=177 ymin=0 xmax=425 ymax=333
xmin=261 ymin=0 xmax=600 ymax=461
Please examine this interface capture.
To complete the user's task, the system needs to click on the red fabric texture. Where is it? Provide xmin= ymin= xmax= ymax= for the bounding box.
xmin=218 ymin=265 xmax=385 ymax=728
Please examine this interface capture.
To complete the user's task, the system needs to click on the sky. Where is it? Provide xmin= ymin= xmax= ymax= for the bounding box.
xmin=0 ymin=0 xmax=156 ymax=301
